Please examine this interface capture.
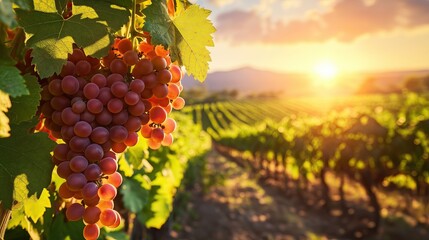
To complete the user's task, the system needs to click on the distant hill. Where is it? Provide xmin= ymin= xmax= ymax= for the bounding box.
xmin=182 ymin=67 xmax=429 ymax=96
xmin=182 ymin=67 xmax=312 ymax=97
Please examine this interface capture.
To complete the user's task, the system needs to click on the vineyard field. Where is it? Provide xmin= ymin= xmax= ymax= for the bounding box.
xmin=180 ymin=93 xmax=429 ymax=239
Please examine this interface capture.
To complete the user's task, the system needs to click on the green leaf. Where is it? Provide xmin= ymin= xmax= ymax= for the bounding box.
xmin=142 ymin=0 xmax=174 ymax=47
xmin=73 ymin=0 xmax=132 ymax=32
xmin=0 ymin=90 xmax=12 ymax=138
xmin=46 ymin=212 xmax=85 ymax=240
xmin=172 ymin=5 xmax=215 ymax=81
xmin=120 ymin=177 xmax=149 ymax=213
xmin=143 ymin=2 xmax=215 ymax=81
xmin=7 ymin=74 xmax=41 ymax=124
xmin=16 ymin=8 xmax=113 ymax=78
xmin=0 ymin=119 xmax=56 ymax=209
xmin=0 ymin=43 xmax=29 ymax=97
xmin=123 ymin=133 xmax=148 ymax=170
xmin=24 ymin=188 xmax=51 ymax=223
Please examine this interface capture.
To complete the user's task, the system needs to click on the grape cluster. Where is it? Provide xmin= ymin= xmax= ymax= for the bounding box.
xmin=38 ymin=38 xmax=185 ymax=240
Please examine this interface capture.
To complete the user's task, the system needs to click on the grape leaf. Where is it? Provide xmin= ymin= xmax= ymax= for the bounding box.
xmin=15 ymin=9 xmax=112 ymax=78
xmin=0 ymin=0 xmax=33 ymax=27
xmin=0 ymin=91 xmax=11 ymax=138
xmin=0 ymin=119 xmax=55 ymax=209
xmin=120 ymin=177 xmax=149 ymax=213
xmin=46 ymin=212 xmax=84 ymax=240
xmin=123 ymin=133 xmax=148 ymax=170
xmin=7 ymin=74 xmax=41 ymax=124
xmin=143 ymin=2 xmax=215 ymax=81
xmin=73 ymin=0 xmax=132 ymax=32
xmin=172 ymin=5 xmax=215 ymax=81
xmin=0 ymin=43 xmax=29 ymax=97
xmin=142 ymin=0 xmax=174 ymax=47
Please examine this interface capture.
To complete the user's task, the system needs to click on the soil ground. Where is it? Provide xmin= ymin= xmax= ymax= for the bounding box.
xmin=171 ymin=150 xmax=429 ymax=240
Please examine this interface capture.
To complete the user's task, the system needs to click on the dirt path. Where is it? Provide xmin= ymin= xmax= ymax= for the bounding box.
xmin=172 ymin=150 xmax=429 ymax=240
xmin=173 ymin=150 xmax=340 ymax=240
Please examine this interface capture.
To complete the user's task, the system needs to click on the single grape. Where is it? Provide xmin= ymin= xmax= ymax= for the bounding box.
xmin=91 ymin=73 xmax=107 ymax=88
xmin=75 ymin=60 xmax=92 ymax=76
xmin=172 ymin=97 xmax=185 ymax=110
xmin=48 ymin=79 xmax=63 ymax=96
xmin=156 ymin=69 xmax=172 ymax=84
xmin=74 ymin=121 xmax=92 ymax=138
xmin=66 ymin=173 xmax=87 ymax=191
xmin=98 ymin=184 xmax=117 ymax=201
xmin=107 ymin=98 xmax=124 ymax=114
xmin=99 ymin=157 xmax=118 ymax=175
xmin=163 ymin=118 xmax=176 ymax=134
xmin=72 ymin=100 xmax=86 ymax=114
xmin=99 ymin=209 xmax=117 ymax=227
xmin=69 ymin=155 xmax=89 ymax=172
xmin=83 ymin=224 xmax=100 ymax=240
xmin=83 ymin=83 xmax=100 ymax=99
xmin=90 ymin=127 xmax=110 ymax=144
xmin=53 ymin=144 xmax=69 ymax=161
xmin=124 ymin=91 xmax=140 ymax=106
xmin=87 ymin=99 xmax=103 ymax=114
xmin=130 ymin=79 xmax=145 ymax=93
xmin=66 ymin=203 xmax=85 ymax=221
xmin=110 ymin=125 xmax=128 ymax=143
xmin=117 ymin=38 xmax=132 ymax=54
xmin=111 ymin=82 xmax=128 ymax=98
xmin=170 ymin=65 xmax=182 ymax=83
xmin=57 ymin=161 xmax=72 ymax=178
xmin=123 ymin=50 xmax=139 ymax=66
xmin=61 ymin=75 xmax=80 ymax=95
xmin=110 ymin=59 xmax=127 ymax=76
xmin=140 ymin=125 xmax=152 ymax=138
xmin=149 ymin=106 xmax=167 ymax=124
xmin=151 ymin=56 xmax=167 ymax=71
xmin=83 ymin=206 xmax=101 ymax=224
xmin=167 ymin=84 xmax=180 ymax=99
xmin=80 ymin=110 xmax=96 ymax=123
xmin=85 ymin=144 xmax=104 ymax=163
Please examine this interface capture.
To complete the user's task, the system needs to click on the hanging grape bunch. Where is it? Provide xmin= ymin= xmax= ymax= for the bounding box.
xmin=38 ymin=37 xmax=185 ymax=240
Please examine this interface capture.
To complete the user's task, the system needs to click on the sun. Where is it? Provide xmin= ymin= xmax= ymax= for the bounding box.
xmin=313 ymin=61 xmax=339 ymax=82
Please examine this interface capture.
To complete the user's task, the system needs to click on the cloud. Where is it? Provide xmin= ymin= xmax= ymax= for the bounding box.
xmin=207 ymin=0 xmax=234 ymax=7
xmin=216 ymin=0 xmax=429 ymax=44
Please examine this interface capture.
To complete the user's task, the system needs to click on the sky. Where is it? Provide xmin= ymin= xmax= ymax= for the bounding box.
xmin=192 ymin=0 xmax=429 ymax=74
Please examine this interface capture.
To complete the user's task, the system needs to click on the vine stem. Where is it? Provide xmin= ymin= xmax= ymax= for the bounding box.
xmin=0 ymin=202 xmax=11 ymax=240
